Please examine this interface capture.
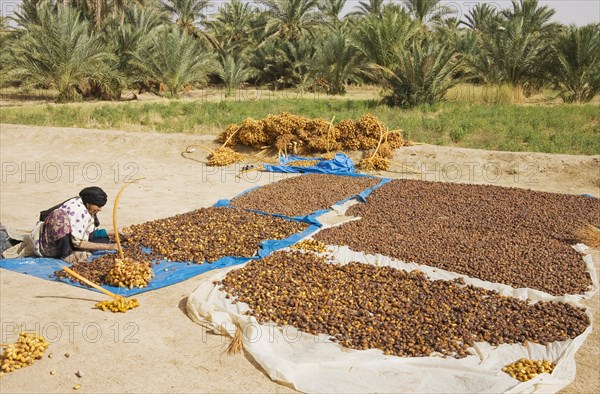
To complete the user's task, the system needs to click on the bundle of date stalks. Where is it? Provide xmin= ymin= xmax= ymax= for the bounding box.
xmin=211 ymin=113 xmax=410 ymax=169
xmin=218 ymin=113 xmax=409 ymax=155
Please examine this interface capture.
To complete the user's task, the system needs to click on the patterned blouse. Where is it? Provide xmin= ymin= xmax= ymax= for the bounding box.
xmin=31 ymin=197 xmax=95 ymax=257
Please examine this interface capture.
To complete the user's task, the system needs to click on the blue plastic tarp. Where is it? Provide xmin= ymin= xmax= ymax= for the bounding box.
xmin=0 ymin=255 xmax=245 ymax=297
xmin=213 ymin=203 xmax=328 ymax=227
xmin=0 ymin=224 xmax=320 ymax=296
xmin=216 ymin=174 xmax=392 ymax=226
xmin=0 ymin=172 xmax=393 ymax=295
xmin=346 ymin=177 xmax=392 ymax=204
xmin=264 ymin=153 xmax=356 ymax=174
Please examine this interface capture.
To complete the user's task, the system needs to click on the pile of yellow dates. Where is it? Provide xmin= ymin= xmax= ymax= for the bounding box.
xmin=503 ymin=358 xmax=555 ymax=381
xmin=1 ymin=332 xmax=50 ymax=373
xmin=95 ymin=295 xmax=140 ymax=313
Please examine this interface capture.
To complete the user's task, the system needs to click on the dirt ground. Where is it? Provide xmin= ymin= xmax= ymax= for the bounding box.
xmin=0 ymin=86 xmax=384 ymax=108
xmin=0 ymin=123 xmax=598 ymax=393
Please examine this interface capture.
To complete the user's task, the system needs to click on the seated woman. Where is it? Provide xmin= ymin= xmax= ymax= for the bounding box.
xmin=31 ymin=187 xmax=118 ymax=263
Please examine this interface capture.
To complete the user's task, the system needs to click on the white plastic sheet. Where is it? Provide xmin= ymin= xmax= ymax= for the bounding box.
xmin=186 ymin=199 xmax=598 ymax=393
xmin=187 ymin=250 xmax=596 ymax=393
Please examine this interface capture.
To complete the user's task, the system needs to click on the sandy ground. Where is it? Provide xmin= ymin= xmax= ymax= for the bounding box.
xmin=0 ymin=123 xmax=598 ymax=393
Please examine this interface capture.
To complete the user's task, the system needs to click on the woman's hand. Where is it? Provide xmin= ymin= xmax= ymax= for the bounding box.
xmin=107 ymin=227 xmax=130 ymax=242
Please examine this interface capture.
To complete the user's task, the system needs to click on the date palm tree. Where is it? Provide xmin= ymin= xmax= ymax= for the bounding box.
xmin=318 ymin=0 xmax=347 ymax=28
xmin=281 ymin=37 xmax=319 ymax=90
xmin=12 ymin=0 xmax=50 ymax=28
xmin=435 ymin=17 xmax=471 ymax=68
xmin=402 ymin=0 xmax=452 ymax=25
xmin=486 ymin=19 xmax=552 ymax=102
xmin=0 ymin=16 xmax=9 ymax=35
xmin=259 ymin=0 xmax=320 ymax=40
xmin=354 ymin=6 xmax=460 ymax=106
xmin=249 ymin=34 xmax=318 ymax=90
xmin=460 ymin=4 xmax=502 ymax=84
xmin=205 ymin=1 xmax=265 ymax=94
xmin=104 ymin=3 xmax=168 ymax=96
xmin=64 ymin=0 xmax=139 ymax=30
xmin=7 ymin=4 xmax=115 ymax=102
xmin=461 ymin=3 xmax=501 ymax=32
xmin=463 ymin=0 xmax=559 ymax=102
xmin=0 ymin=16 xmax=14 ymax=79
xmin=352 ymin=5 xmax=415 ymax=70
xmin=502 ymin=0 xmax=562 ymax=97
xmin=315 ymin=24 xmax=363 ymax=95
xmin=215 ymin=53 xmax=257 ymax=96
xmin=350 ymin=0 xmax=385 ymax=18
xmin=159 ymin=0 xmax=208 ymax=36
xmin=554 ymin=23 xmax=600 ymax=103
xmin=501 ymin=0 xmax=560 ymax=35
xmin=206 ymin=0 xmax=264 ymax=53
xmin=130 ymin=26 xmax=214 ymax=97
xmin=382 ymin=32 xmax=462 ymax=107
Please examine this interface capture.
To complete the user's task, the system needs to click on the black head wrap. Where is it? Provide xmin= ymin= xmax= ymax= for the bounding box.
xmin=79 ymin=187 xmax=108 ymax=207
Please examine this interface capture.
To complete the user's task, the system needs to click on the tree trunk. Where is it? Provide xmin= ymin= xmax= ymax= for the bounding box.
xmin=512 ymin=84 xmax=524 ymax=104
xmin=95 ymin=0 xmax=103 ymax=30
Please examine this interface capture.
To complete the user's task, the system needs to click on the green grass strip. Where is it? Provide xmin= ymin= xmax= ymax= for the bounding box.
xmin=1 ymin=100 xmax=598 ymax=155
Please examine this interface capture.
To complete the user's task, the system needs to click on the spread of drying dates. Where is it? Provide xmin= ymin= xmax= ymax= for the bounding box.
xmin=53 ymin=207 xmax=306 ymax=284
xmin=315 ymin=179 xmax=600 ymax=296
xmin=219 ymin=251 xmax=590 ymax=358
xmin=53 ymin=258 xmax=113 ymax=287
xmin=230 ymin=174 xmax=380 ymax=217
xmin=122 ymin=207 xmax=308 ymax=263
